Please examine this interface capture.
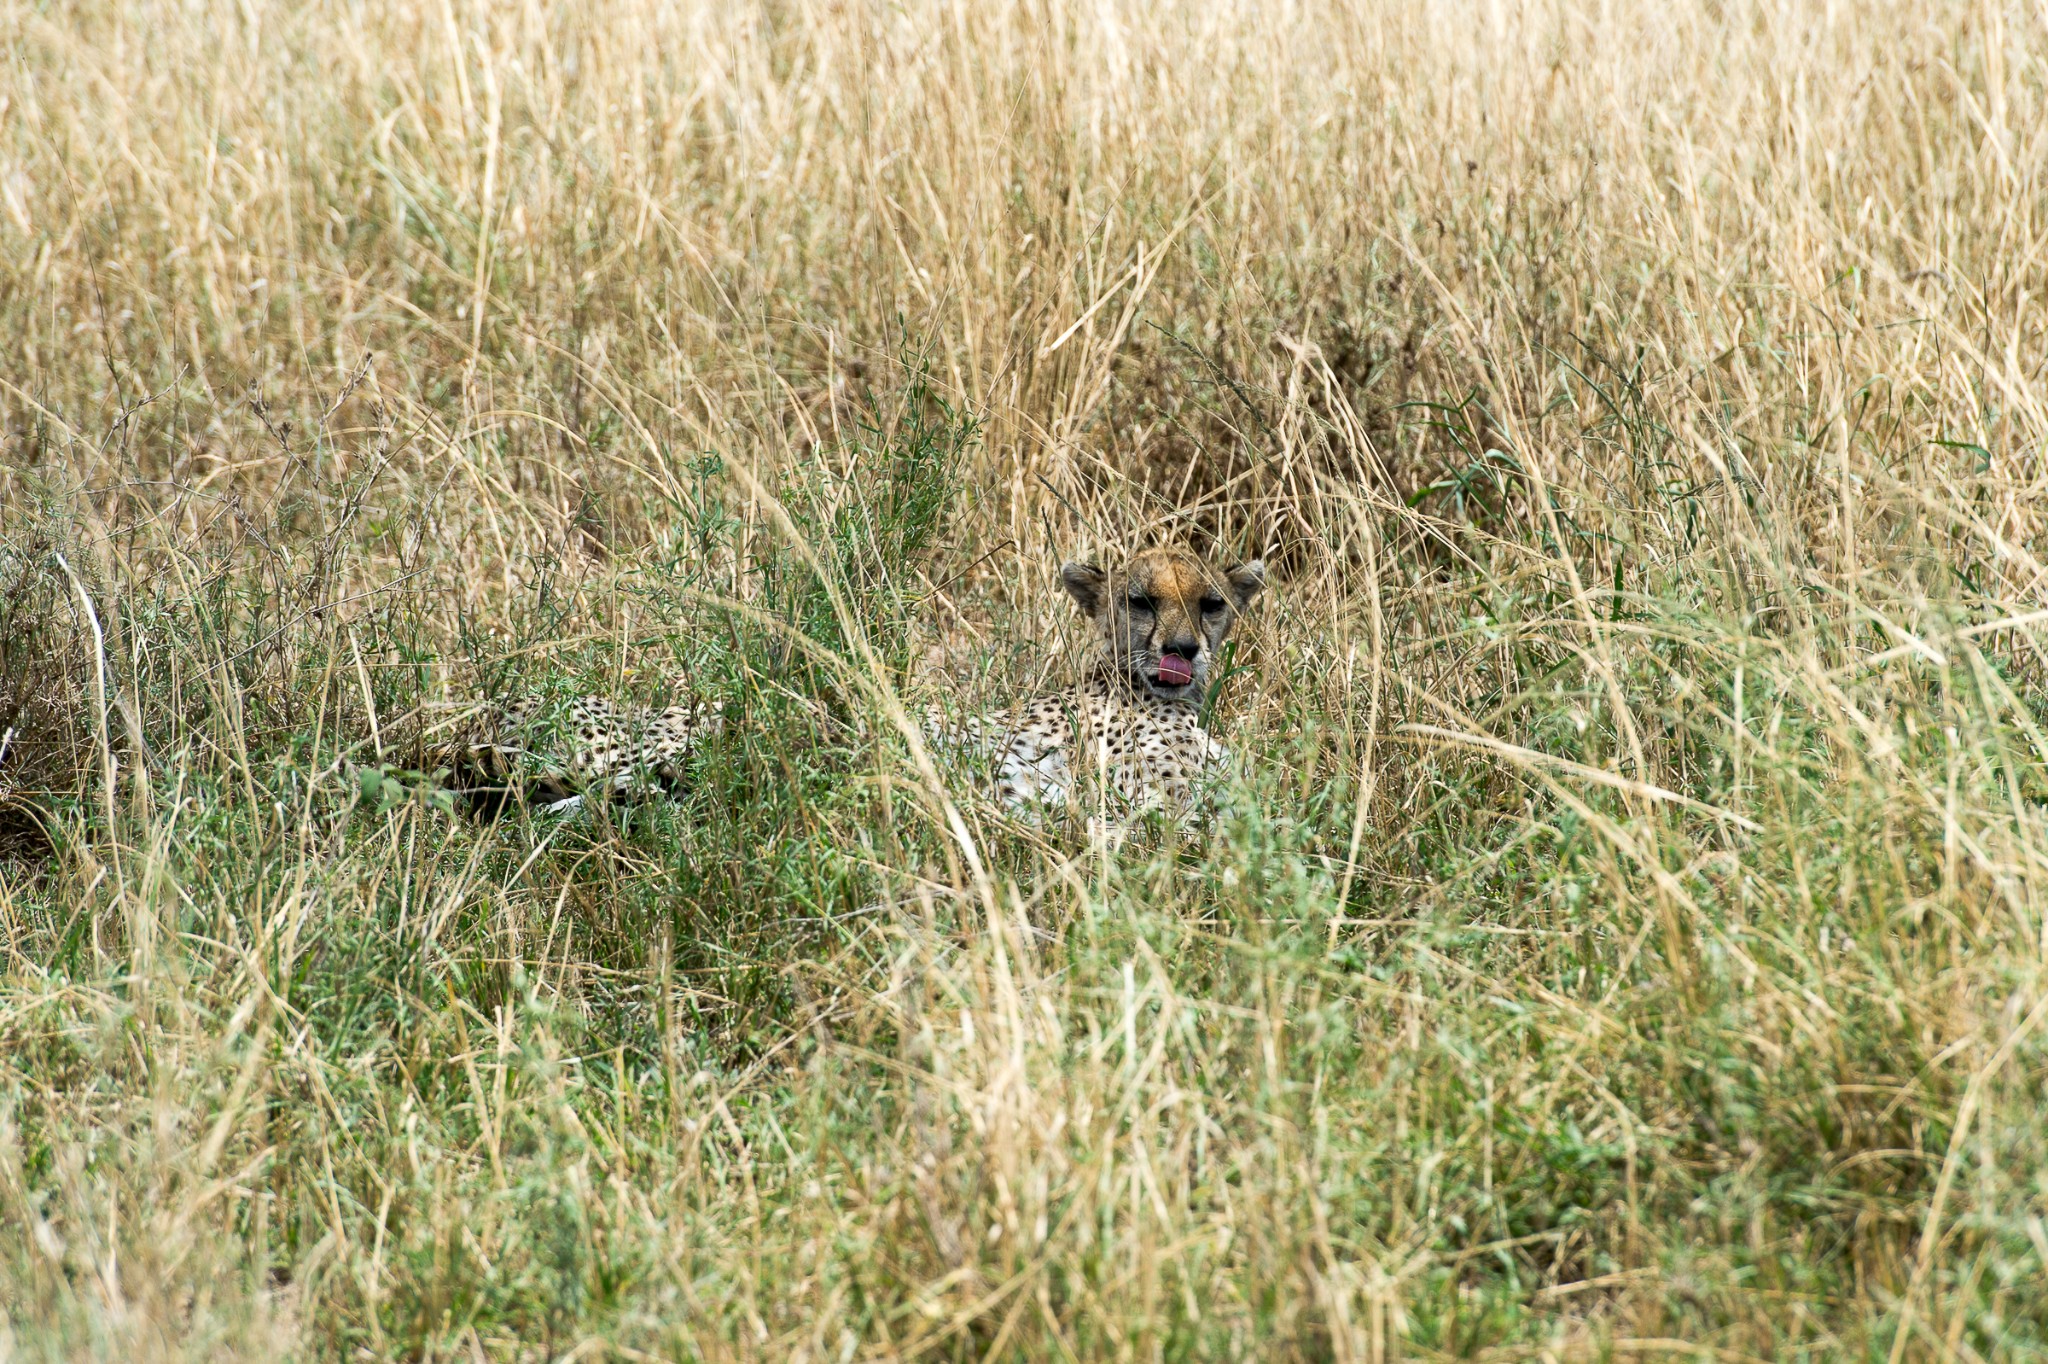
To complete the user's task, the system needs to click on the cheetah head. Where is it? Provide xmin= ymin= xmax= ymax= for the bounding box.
xmin=1059 ymin=547 xmax=1266 ymax=702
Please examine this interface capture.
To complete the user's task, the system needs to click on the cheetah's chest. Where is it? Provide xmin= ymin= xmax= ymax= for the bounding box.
xmin=988 ymin=685 xmax=1226 ymax=814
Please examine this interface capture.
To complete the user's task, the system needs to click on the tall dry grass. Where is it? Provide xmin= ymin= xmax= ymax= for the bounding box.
xmin=3 ymin=0 xmax=2048 ymax=1357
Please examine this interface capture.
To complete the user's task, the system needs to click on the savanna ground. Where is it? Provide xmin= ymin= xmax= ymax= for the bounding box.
xmin=3 ymin=0 xmax=2047 ymax=1358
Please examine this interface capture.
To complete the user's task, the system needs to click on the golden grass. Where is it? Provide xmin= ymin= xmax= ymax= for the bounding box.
xmin=3 ymin=0 xmax=2048 ymax=1358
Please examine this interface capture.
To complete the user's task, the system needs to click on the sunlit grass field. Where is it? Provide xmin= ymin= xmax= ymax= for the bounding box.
xmin=4 ymin=0 xmax=2048 ymax=1357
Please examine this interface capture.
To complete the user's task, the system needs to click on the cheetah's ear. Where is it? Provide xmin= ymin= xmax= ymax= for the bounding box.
xmin=1224 ymin=559 xmax=1267 ymax=609
xmin=1060 ymin=561 xmax=1107 ymax=615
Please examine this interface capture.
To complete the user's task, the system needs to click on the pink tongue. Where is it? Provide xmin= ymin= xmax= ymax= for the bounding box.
xmin=1157 ymin=655 xmax=1194 ymax=686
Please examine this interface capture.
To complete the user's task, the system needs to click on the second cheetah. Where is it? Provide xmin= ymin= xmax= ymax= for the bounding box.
xmin=434 ymin=690 xmax=720 ymax=817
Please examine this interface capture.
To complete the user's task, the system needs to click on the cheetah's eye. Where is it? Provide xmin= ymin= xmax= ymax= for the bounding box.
xmin=1126 ymin=594 xmax=1155 ymax=613
xmin=1199 ymin=596 xmax=1226 ymax=614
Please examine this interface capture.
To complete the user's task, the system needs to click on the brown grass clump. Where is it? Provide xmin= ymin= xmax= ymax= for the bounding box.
xmin=4 ymin=0 xmax=2048 ymax=1358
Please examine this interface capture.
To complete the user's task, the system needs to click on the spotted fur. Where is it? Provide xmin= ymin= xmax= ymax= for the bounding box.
xmin=436 ymin=691 xmax=719 ymax=817
xmin=938 ymin=547 xmax=1266 ymax=821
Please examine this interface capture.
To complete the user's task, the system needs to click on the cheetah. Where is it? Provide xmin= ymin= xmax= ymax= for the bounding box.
xmin=936 ymin=547 xmax=1266 ymax=823
xmin=432 ymin=690 xmax=720 ymax=817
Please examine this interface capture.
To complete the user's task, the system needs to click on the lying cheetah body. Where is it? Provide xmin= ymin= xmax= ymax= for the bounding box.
xmin=940 ymin=547 xmax=1265 ymax=822
xmin=437 ymin=691 xmax=718 ymax=816
xmin=431 ymin=547 xmax=1262 ymax=823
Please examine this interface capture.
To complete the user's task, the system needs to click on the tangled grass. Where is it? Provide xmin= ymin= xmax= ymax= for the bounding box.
xmin=4 ymin=0 xmax=2048 ymax=1357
